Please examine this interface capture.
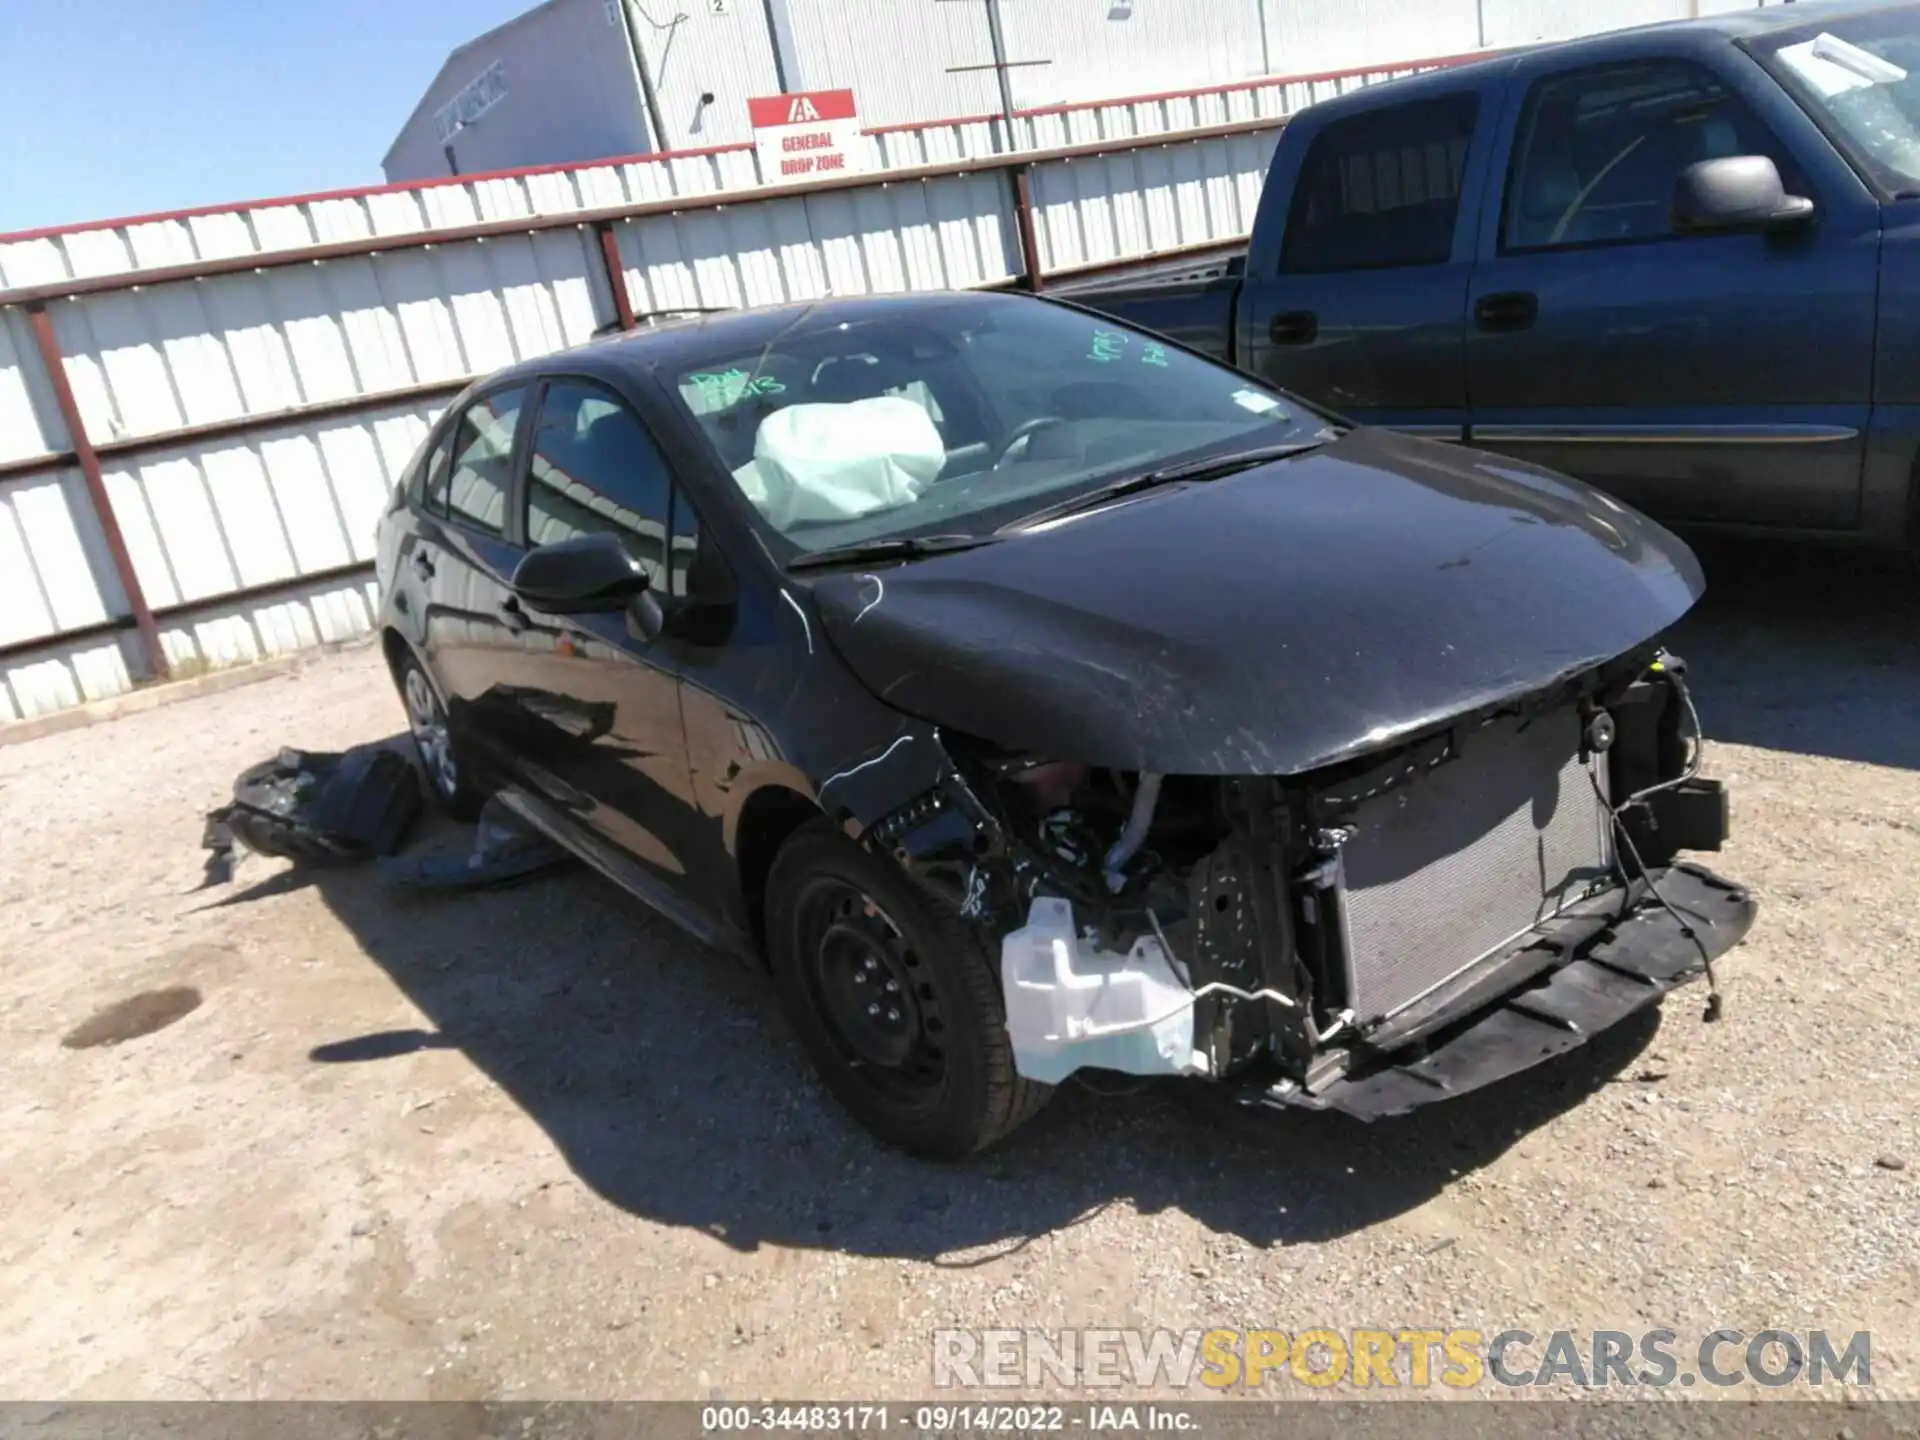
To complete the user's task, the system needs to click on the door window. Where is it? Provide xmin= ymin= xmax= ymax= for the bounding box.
xmin=441 ymin=388 xmax=528 ymax=534
xmin=525 ymin=380 xmax=672 ymax=587
xmin=1280 ymin=93 xmax=1480 ymax=274
xmin=668 ymin=489 xmax=702 ymax=600
xmin=420 ymin=426 xmax=454 ymax=515
xmin=1502 ymin=60 xmax=1798 ymax=252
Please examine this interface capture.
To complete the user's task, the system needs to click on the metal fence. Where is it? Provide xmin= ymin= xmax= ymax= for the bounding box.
xmin=0 ymin=51 xmax=1471 ymax=723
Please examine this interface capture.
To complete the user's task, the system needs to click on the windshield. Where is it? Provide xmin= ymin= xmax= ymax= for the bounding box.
xmin=659 ymin=295 xmax=1332 ymax=559
xmin=1752 ymin=4 xmax=1920 ymax=195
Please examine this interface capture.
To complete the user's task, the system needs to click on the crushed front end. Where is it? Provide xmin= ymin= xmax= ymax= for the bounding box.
xmin=877 ymin=644 xmax=1754 ymax=1119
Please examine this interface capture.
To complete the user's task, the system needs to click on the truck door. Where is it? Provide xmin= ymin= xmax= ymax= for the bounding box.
xmin=1464 ymin=52 xmax=1881 ymax=531
xmin=1239 ymin=90 xmax=1488 ymax=440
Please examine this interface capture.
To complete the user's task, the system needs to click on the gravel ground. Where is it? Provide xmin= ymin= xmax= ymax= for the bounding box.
xmin=0 ymin=544 xmax=1915 ymax=1404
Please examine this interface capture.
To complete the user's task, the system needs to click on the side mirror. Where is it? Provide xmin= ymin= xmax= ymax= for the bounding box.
xmin=1673 ymin=155 xmax=1815 ymax=235
xmin=510 ymin=532 xmax=651 ymax=613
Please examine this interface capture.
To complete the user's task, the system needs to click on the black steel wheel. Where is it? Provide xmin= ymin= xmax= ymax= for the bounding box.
xmin=765 ymin=819 xmax=1050 ymax=1158
xmin=794 ymin=877 xmax=949 ymax=1103
xmin=397 ymin=653 xmax=486 ymax=821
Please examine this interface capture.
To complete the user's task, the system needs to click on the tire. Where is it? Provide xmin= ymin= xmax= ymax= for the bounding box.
xmin=764 ymin=819 xmax=1051 ymax=1159
xmin=396 ymin=652 xmax=486 ymax=822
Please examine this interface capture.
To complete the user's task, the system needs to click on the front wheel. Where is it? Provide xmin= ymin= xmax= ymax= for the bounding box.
xmin=398 ymin=652 xmax=486 ymax=821
xmin=764 ymin=820 xmax=1050 ymax=1159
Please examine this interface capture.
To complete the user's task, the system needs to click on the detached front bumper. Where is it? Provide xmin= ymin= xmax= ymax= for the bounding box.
xmin=1266 ymin=862 xmax=1755 ymax=1120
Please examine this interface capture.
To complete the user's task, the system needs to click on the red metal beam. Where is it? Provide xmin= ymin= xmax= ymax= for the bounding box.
xmin=23 ymin=302 xmax=165 ymax=679
xmin=0 ymin=449 xmax=74 ymax=483
xmin=0 ymin=117 xmax=1290 ymax=309
xmin=0 ymin=240 xmax=1239 ymax=495
xmin=0 ymin=377 xmax=473 ymax=484
xmin=595 ymin=221 xmax=637 ymax=331
xmin=1012 ymin=166 xmax=1044 ymax=292
xmin=0 ymin=143 xmax=756 ymax=248
xmin=1040 ymin=239 xmax=1246 ymax=286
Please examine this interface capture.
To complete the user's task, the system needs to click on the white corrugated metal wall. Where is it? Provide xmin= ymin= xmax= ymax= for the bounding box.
xmin=1262 ymin=0 xmax=1483 ymax=74
xmin=1002 ymin=1 xmax=1279 ymax=109
xmin=788 ymin=1 xmax=1005 ymax=131
xmin=780 ymin=0 xmax=1786 ymax=130
xmin=629 ymin=0 xmax=785 ymax=150
xmin=0 ymin=117 xmax=1291 ymax=721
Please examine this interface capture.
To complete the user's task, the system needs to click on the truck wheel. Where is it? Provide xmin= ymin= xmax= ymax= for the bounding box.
xmin=398 ymin=654 xmax=486 ymax=822
xmin=764 ymin=820 xmax=1050 ymax=1159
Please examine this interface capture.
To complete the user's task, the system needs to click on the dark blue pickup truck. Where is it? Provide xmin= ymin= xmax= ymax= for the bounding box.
xmin=1071 ymin=0 xmax=1920 ymax=545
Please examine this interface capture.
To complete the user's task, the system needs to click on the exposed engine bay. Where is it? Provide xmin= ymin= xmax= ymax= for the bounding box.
xmin=864 ymin=643 xmax=1753 ymax=1118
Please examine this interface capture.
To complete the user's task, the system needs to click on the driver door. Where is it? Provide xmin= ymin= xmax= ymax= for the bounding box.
xmin=500 ymin=377 xmax=701 ymax=896
xmin=1465 ymin=54 xmax=1880 ymax=531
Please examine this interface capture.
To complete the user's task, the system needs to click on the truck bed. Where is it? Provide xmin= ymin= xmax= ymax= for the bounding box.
xmin=1046 ymin=245 xmax=1246 ymax=363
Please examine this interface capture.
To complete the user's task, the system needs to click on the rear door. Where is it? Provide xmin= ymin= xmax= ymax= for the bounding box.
xmin=1238 ymin=89 xmax=1490 ymax=440
xmin=1464 ymin=50 xmax=1881 ymax=530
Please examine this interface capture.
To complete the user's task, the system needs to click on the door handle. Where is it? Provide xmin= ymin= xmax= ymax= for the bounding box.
xmin=1475 ymin=291 xmax=1539 ymax=332
xmin=1270 ymin=309 xmax=1319 ymax=345
xmin=498 ymin=597 xmax=529 ymax=633
xmin=410 ymin=550 xmax=436 ymax=580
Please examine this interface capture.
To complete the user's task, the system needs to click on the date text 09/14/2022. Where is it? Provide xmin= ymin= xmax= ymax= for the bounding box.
xmin=699 ymin=1404 xmax=1199 ymax=1433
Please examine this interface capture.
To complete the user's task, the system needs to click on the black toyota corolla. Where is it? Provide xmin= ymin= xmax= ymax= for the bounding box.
xmin=373 ymin=290 xmax=1753 ymax=1159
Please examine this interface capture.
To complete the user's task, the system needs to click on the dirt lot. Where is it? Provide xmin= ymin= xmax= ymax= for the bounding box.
xmin=1 ymin=545 xmax=1916 ymax=1402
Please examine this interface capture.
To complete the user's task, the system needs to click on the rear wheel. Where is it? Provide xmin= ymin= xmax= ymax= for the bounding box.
xmin=765 ymin=820 xmax=1050 ymax=1159
xmin=398 ymin=654 xmax=485 ymax=821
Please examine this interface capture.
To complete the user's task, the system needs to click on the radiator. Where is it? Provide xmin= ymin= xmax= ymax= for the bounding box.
xmin=1336 ymin=705 xmax=1616 ymax=1026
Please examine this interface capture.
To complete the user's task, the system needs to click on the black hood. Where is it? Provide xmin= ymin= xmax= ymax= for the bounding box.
xmin=809 ymin=429 xmax=1704 ymax=776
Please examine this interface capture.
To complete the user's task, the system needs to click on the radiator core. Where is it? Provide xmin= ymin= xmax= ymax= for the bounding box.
xmin=1336 ymin=706 xmax=1616 ymax=1026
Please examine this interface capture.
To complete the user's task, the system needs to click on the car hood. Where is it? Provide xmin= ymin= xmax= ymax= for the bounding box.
xmin=808 ymin=428 xmax=1704 ymax=776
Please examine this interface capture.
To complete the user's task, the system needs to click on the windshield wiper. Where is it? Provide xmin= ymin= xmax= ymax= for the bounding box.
xmin=998 ymin=439 xmax=1327 ymax=534
xmin=786 ymin=533 xmax=996 ymax=572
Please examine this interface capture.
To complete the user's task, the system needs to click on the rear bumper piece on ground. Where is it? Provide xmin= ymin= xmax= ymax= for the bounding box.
xmin=1268 ymin=863 xmax=1756 ymax=1121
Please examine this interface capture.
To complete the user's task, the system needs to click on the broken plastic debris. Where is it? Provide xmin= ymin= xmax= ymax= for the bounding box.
xmin=377 ymin=796 xmax=569 ymax=891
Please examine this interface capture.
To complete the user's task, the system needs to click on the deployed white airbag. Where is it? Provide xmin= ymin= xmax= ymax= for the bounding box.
xmin=734 ymin=396 xmax=944 ymax=528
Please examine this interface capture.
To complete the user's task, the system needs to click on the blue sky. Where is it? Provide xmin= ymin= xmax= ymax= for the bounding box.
xmin=0 ymin=0 xmax=536 ymax=235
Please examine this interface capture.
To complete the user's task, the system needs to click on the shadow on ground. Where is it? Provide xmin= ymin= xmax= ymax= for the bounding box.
xmin=228 ymin=804 xmax=1662 ymax=1264
xmin=1673 ymin=540 xmax=1920 ymax=771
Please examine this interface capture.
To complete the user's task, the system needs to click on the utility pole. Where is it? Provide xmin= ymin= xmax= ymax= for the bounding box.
xmin=938 ymin=0 xmax=1050 ymax=148
xmin=981 ymin=0 xmax=1017 ymax=133
xmin=760 ymin=0 xmax=803 ymax=92
xmin=616 ymin=0 xmax=671 ymax=151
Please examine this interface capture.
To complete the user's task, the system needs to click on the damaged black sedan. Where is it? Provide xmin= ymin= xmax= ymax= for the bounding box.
xmin=373 ymin=290 xmax=1753 ymax=1159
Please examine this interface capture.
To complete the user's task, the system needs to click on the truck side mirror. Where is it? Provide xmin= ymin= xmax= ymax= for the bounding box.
xmin=1672 ymin=155 xmax=1815 ymax=235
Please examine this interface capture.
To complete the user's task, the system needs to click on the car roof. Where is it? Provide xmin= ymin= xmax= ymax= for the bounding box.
xmin=475 ymin=289 xmax=1028 ymax=393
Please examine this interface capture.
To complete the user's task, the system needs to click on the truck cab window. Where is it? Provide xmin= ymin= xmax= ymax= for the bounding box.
xmin=1503 ymin=61 xmax=1796 ymax=251
xmin=1280 ymin=93 xmax=1479 ymax=274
